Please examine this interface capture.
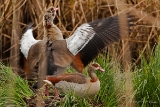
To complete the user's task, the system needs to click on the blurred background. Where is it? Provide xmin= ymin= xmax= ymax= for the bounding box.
xmin=0 ymin=0 xmax=160 ymax=76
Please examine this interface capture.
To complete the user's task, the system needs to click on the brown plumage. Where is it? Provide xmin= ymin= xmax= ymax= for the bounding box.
xmin=20 ymin=7 xmax=135 ymax=88
xmin=43 ymin=7 xmax=63 ymax=41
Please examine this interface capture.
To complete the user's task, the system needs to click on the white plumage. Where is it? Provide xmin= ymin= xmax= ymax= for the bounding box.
xmin=66 ymin=23 xmax=95 ymax=55
xmin=20 ymin=29 xmax=41 ymax=58
xmin=55 ymin=79 xmax=100 ymax=97
xmin=43 ymin=79 xmax=100 ymax=97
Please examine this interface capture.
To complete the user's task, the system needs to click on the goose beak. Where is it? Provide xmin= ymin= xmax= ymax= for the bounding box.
xmin=43 ymin=80 xmax=52 ymax=85
xmin=54 ymin=8 xmax=58 ymax=11
xmin=98 ymin=67 xmax=105 ymax=72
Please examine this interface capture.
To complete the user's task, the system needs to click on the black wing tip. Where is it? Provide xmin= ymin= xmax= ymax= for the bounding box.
xmin=127 ymin=13 xmax=138 ymax=32
xmin=23 ymin=22 xmax=35 ymax=34
xmin=127 ymin=13 xmax=138 ymax=23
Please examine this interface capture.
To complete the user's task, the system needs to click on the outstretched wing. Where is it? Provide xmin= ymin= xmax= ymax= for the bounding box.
xmin=66 ymin=14 xmax=134 ymax=72
xmin=20 ymin=23 xmax=41 ymax=58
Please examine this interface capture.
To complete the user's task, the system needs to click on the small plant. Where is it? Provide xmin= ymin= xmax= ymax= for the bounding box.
xmin=60 ymin=91 xmax=91 ymax=107
xmin=133 ymin=43 xmax=160 ymax=107
xmin=0 ymin=62 xmax=34 ymax=107
xmin=94 ymin=54 xmax=119 ymax=107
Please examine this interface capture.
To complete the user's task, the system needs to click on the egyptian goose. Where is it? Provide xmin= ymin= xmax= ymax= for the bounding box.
xmin=20 ymin=7 xmax=135 ymax=87
xmin=20 ymin=7 xmax=62 ymax=59
xmin=43 ymin=63 xmax=105 ymax=98
xmin=20 ymin=7 xmax=64 ymax=80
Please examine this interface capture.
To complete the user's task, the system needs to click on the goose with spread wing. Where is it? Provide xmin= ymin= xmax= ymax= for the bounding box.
xmin=20 ymin=7 xmax=135 ymax=88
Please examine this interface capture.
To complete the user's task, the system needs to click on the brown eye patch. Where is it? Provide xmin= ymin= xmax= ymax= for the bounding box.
xmin=50 ymin=8 xmax=54 ymax=12
xmin=91 ymin=63 xmax=99 ymax=67
xmin=46 ymin=7 xmax=54 ymax=13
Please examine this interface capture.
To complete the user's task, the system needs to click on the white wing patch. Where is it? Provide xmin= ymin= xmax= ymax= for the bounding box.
xmin=20 ymin=29 xmax=41 ymax=58
xmin=66 ymin=23 xmax=95 ymax=55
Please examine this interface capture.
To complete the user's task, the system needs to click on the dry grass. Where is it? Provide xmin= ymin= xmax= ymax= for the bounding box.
xmin=0 ymin=0 xmax=159 ymax=67
xmin=0 ymin=0 xmax=160 ymax=106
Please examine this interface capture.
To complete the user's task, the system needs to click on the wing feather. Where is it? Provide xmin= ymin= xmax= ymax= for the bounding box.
xmin=67 ymin=14 xmax=135 ymax=70
xmin=46 ymin=73 xmax=87 ymax=84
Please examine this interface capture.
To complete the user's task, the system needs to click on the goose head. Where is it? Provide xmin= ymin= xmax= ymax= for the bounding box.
xmin=43 ymin=7 xmax=59 ymax=28
xmin=89 ymin=63 xmax=105 ymax=72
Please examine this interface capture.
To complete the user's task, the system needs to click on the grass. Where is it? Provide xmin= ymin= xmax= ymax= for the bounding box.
xmin=133 ymin=42 xmax=160 ymax=107
xmin=59 ymin=54 xmax=119 ymax=107
xmin=1 ymin=42 xmax=160 ymax=106
xmin=0 ymin=62 xmax=34 ymax=107
xmin=0 ymin=54 xmax=119 ymax=107
xmin=1 ymin=0 xmax=160 ymax=106
xmin=59 ymin=41 xmax=160 ymax=107
xmin=60 ymin=93 xmax=91 ymax=107
xmin=94 ymin=55 xmax=119 ymax=107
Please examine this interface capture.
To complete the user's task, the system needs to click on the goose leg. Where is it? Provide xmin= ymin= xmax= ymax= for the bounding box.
xmin=54 ymin=87 xmax=60 ymax=100
xmin=45 ymin=85 xmax=49 ymax=96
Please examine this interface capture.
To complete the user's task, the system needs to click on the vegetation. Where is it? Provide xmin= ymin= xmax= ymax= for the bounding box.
xmin=0 ymin=62 xmax=34 ymax=107
xmin=0 ymin=0 xmax=160 ymax=107
xmin=1 ymin=0 xmax=160 ymax=73
xmin=133 ymin=43 xmax=160 ymax=107
xmin=56 ymin=41 xmax=160 ymax=107
xmin=1 ymin=42 xmax=160 ymax=106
